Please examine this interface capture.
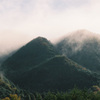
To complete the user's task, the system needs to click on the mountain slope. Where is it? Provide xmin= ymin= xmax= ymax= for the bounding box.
xmin=1 ymin=36 xmax=99 ymax=92
xmin=0 ymin=75 xmax=19 ymax=99
xmin=56 ymin=30 xmax=100 ymax=72
xmin=14 ymin=55 xmax=99 ymax=92
xmin=1 ymin=37 xmax=58 ymax=80
xmin=1 ymin=75 xmax=100 ymax=100
xmin=0 ymin=75 xmax=38 ymax=100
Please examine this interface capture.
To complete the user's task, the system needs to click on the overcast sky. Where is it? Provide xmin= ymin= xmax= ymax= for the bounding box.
xmin=0 ymin=0 xmax=100 ymax=55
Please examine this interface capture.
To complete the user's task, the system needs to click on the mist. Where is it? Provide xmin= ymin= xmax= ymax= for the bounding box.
xmin=1 ymin=29 xmax=100 ymax=59
xmin=0 ymin=71 xmax=4 ymax=80
xmin=0 ymin=30 xmax=34 ymax=57
xmin=0 ymin=0 xmax=100 ymax=62
xmin=57 ymin=30 xmax=100 ymax=56
xmin=1 ymin=0 xmax=100 ymax=43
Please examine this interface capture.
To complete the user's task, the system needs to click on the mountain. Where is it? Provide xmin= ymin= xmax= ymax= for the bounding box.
xmin=0 ymin=75 xmax=37 ymax=100
xmin=11 ymin=55 xmax=99 ymax=92
xmin=0 ymin=52 xmax=14 ymax=65
xmin=0 ymin=75 xmax=100 ymax=100
xmin=1 ymin=36 xmax=99 ymax=92
xmin=56 ymin=30 xmax=100 ymax=72
xmin=0 ymin=75 xmax=19 ymax=99
xmin=1 ymin=37 xmax=58 ymax=80
xmin=0 ymin=56 xmax=7 ymax=65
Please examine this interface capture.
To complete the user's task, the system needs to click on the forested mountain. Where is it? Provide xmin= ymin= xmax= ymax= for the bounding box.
xmin=1 ymin=36 xmax=99 ymax=92
xmin=1 ymin=37 xmax=58 ymax=80
xmin=0 ymin=56 xmax=7 ymax=64
xmin=14 ymin=55 xmax=98 ymax=92
xmin=0 ymin=54 xmax=11 ymax=65
xmin=0 ymin=75 xmax=20 ymax=99
xmin=0 ymin=75 xmax=39 ymax=100
xmin=56 ymin=30 xmax=100 ymax=72
xmin=0 ymin=50 xmax=17 ymax=65
xmin=1 ymin=75 xmax=100 ymax=100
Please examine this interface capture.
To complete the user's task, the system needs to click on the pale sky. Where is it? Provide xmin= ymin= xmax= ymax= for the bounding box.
xmin=0 ymin=0 xmax=100 ymax=55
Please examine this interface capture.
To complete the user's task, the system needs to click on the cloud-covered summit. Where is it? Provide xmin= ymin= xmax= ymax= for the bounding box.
xmin=0 ymin=0 xmax=100 ymax=57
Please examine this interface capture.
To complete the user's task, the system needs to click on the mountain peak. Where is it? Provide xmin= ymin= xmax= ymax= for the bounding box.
xmin=34 ymin=36 xmax=47 ymax=41
xmin=56 ymin=30 xmax=100 ymax=72
xmin=75 ymin=29 xmax=92 ymax=34
xmin=68 ymin=29 xmax=100 ymax=39
xmin=27 ymin=36 xmax=50 ymax=47
xmin=2 ymin=36 xmax=58 ymax=76
xmin=60 ymin=30 xmax=100 ymax=46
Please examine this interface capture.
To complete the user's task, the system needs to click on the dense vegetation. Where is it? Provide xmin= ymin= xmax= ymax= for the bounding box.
xmin=56 ymin=32 xmax=100 ymax=72
xmin=14 ymin=55 xmax=99 ymax=92
xmin=1 ymin=37 xmax=58 ymax=80
xmin=2 ymin=89 xmax=100 ymax=100
xmin=1 ymin=37 xmax=100 ymax=93
xmin=1 ymin=75 xmax=100 ymax=100
xmin=1 ymin=76 xmax=100 ymax=100
xmin=1 ymin=33 xmax=100 ymax=99
xmin=1 ymin=37 xmax=57 ymax=71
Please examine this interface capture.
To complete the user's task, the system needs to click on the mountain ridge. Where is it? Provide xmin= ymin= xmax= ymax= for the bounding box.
xmin=1 ymin=35 xmax=100 ymax=92
xmin=56 ymin=30 xmax=100 ymax=72
xmin=14 ymin=55 xmax=98 ymax=92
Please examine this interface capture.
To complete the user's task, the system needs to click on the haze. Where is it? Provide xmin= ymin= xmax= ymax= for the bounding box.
xmin=0 ymin=0 xmax=100 ymax=55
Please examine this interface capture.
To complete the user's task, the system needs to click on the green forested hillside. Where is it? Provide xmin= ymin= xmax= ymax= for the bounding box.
xmin=0 ymin=76 xmax=38 ymax=100
xmin=56 ymin=31 xmax=100 ymax=72
xmin=1 ymin=37 xmax=58 ymax=80
xmin=1 ymin=36 xmax=100 ymax=99
xmin=0 ymin=76 xmax=20 ymax=99
xmin=11 ymin=55 xmax=99 ymax=92
xmin=1 ymin=76 xmax=100 ymax=100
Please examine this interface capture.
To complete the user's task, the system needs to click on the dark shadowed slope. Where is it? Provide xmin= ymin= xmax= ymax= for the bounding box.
xmin=0 ymin=75 xmax=18 ymax=99
xmin=14 ymin=55 xmax=99 ymax=92
xmin=0 ymin=76 xmax=38 ymax=100
xmin=0 ymin=51 xmax=16 ymax=65
xmin=1 ymin=36 xmax=99 ymax=92
xmin=1 ymin=37 xmax=58 ymax=79
xmin=56 ymin=30 xmax=100 ymax=72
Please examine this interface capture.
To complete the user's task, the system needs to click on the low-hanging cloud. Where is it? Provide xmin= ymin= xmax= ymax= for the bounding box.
xmin=0 ymin=30 xmax=32 ymax=56
xmin=57 ymin=30 xmax=100 ymax=57
xmin=0 ymin=0 xmax=100 ymax=56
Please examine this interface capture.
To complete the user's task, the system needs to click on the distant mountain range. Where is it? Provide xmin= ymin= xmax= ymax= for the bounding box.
xmin=1 ymin=30 xmax=100 ymax=92
xmin=56 ymin=30 xmax=100 ymax=72
xmin=15 ymin=55 xmax=98 ymax=92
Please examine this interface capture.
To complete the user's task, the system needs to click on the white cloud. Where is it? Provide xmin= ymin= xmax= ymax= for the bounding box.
xmin=0 ymin=30 xmax=32 ymax=55
xmin=0 ymin=0 xmax=100 ymax=55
